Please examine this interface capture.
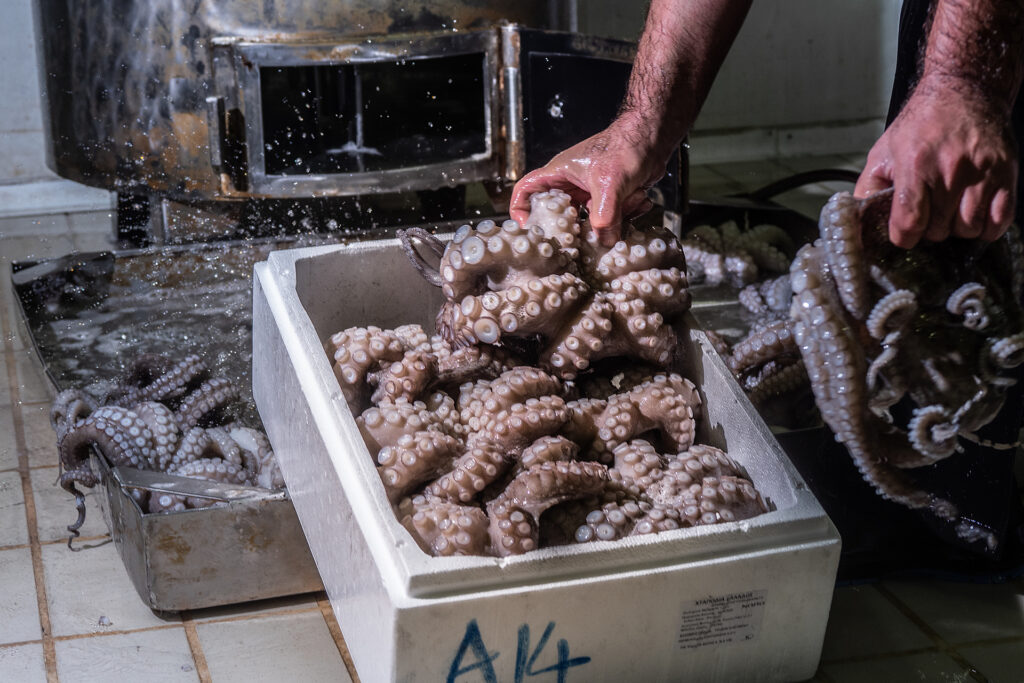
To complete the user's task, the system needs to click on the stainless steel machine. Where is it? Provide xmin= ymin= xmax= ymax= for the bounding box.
xmin=22 ymin=0 xmax=685 ymax=610
xmin=33 ymin=0 xmax=684 ymax=244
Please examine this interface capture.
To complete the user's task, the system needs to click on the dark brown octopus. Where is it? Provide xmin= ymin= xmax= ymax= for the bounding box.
xmin=51 ymin=355 xmax=282 ymax=547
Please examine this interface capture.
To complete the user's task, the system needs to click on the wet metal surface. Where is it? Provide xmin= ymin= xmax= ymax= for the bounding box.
xmin=33 ymin=0 xmax=567 ymax=198
xmin=10 ymin=237 xmax=340 ymax=423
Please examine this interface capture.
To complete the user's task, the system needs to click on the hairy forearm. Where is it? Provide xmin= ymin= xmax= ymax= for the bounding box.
xmin=919 ymin=0 xmax=1024 ymax=115
xmin=618 ymin=0 xmax=752 ymax=156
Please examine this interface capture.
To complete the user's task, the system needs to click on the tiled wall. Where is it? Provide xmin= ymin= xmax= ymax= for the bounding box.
xmin=0 ymin=0 xmax=52 ymax=184
xmin=579 ymin=0 xmax=902 ymax=161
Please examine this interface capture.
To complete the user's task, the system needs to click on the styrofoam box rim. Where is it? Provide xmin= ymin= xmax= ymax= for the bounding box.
xmin=256 ymin=240 xmax=839 ymax=600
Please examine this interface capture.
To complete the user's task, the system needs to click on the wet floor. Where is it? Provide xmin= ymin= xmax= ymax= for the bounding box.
xmin=1 ymin=155 xmax=1023 ymax=682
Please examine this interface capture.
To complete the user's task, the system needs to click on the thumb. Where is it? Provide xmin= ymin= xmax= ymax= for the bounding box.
xmin=590 ymin=189 xmax=624 ymax=246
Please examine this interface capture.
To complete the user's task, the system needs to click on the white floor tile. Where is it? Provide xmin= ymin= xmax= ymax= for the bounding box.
xmin=187 ymin=592 xmax=322 ymax=623
xmin=882 ymin=580 xmax=1024 ymax=645
xmin=821 ymin=651 xmax=969 ymax=683
xmin=820 ymin=585 xmax=932 ymax=661
xmin=54 ymin=628 xmax=198 ymax=683
xmin=959 ymin=639 xmax=1024 ymax=683
xmin=197 ymin=611 xmax=352 ymax=683
xmin=13 ymin=350 xmax=52 ymax=404
xmin=31 ymin=467 xmax=109 ymax=544
xmin=42 ymin=541 xmax=180 ymax=637
xmin=0 ymin=642 xmax=47 ymax=683
xmin=0 ymin=547 xmax=42 ymax=644
xmin=0 ymin=407 xmax=17 ymax=471
xmin=21 ymin=402 xmax=60 ymax=469
xmin=0 ymin=470 xmax=27 ymax=547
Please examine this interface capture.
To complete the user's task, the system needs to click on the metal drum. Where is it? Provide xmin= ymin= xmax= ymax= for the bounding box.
xmin=32 ymin=0 xmax=571 ymax=201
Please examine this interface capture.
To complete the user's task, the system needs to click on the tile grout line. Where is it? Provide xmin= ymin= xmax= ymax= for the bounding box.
xmin=873 ymin=584 xmax=987 ymax=682
xmin=51 ymin=622 xmax=184 ymax=643
xmin=179 ymin=614 xmax=212 ymax=683
xmin=1 ymin=272 xmax=59 ymax=682
xmin=317 ymin=596 xmax=361 ymax=682
xmin=0 ymin=637 xmax=44 ymax=650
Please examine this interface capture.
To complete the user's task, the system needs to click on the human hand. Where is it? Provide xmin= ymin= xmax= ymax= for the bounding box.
xmin=509 ymin=114 xmax=671 ymax=246
xmin=854 ymin=79 xmax=1018 ymax=248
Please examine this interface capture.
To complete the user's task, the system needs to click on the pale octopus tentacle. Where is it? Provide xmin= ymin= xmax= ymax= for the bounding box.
xmin=358 ymin=396 xmax=461 ymax=453
xmin=818 ymin=192 xmax=871 ymax=320
xmin=398 ymin=494 xmax=491 ymax=556
xmin=148 ymin=458 xmax=255 ymax=513
xmin=739 ymin=274 xmax=793 ymax=315
xmin=377 ymin=431 xmax=463 ymax=503
xmin=457 ymin=367 xmax=563 ymax=433
xmin=590 ymin=374 xmax=701 ymax=463
xmin=790 ymin=235 xmax=956 ymax=517
xmin=118 ymin=354 xmax=208 ymax=405
xmin=50 ymin=389 xmax=96 ymax=440
xmin=327 ymin=326 xmax=408 ymax=412
xmin=723 ymin=318 xmax=797 ymax=375
xmin=427 ymin=396 xmax=570 ymax=503
xmin=523 ymin=189 xmax=583 ymax=258
xmin=174 ymin=378 xmax=239 ymax=430
xmin=487 ymin=460 xmax=608 ymax=556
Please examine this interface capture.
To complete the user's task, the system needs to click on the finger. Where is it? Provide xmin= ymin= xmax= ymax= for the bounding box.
xmin=888 ymin=177 xmax=930 ymax=248
xmin=509 ymin=176 xmax=543 ymax=224
xmin=955 ymin=183 xmax=991 ymax=239
xmin=589 ymin=186 xmax=625 ymax=246
xmin=922 ymin=183 xmax=956 ymax=242
xmin=984 ymin=186 xmax=1015 ymax=241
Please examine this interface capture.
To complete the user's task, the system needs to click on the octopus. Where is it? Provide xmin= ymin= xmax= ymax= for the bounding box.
xmin=51 ymin=354 xmax=283 ymax=547
xmin=401 ymin=189 xmax=691 ymax=378
xmin=681 ymin=220 xmax=796 ymax=286
xmin=325 ymin=190 xmax=770 ymax=558
xmin=713 ymin=189 xmax=1024 ymax=548
xmin=790 ymin=190 xmax=1024 ymax=544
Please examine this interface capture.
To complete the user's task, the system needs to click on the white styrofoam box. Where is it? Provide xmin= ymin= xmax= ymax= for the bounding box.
xmin=252 ymin=239 xmax=841 ymax=683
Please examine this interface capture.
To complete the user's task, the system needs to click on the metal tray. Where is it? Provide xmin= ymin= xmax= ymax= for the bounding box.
xmin=10 ymin=239 xmax=328 ymax=611
xmin=91 ymin=452 xmax=322 ymax=613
